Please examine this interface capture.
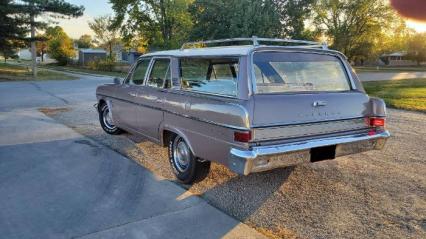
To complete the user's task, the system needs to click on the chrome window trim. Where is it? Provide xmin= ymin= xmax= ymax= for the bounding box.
xmin=144 ymin=56 xmax=173 ymax=89
xmin=124 ymin=57 xmax=152 ymax=86
xmin=178 ymin=56 xmax=241 ymax=99
xmin=248 ymin=49 xmax=357 ymax=95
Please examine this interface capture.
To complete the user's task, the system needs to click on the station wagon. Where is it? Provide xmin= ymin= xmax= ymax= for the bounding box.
xmin=96 ymin=37 xmax=390 ymax=184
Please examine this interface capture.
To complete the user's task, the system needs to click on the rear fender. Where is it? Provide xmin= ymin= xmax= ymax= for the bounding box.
xmin=367 ymin=97 xmax=387 ymax=117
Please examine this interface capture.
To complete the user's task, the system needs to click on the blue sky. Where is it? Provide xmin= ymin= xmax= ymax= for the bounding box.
xmin=55 ymin=0 xmax=114 ymax=39
xmin=68 ymin=0 xmax=113 ymax=16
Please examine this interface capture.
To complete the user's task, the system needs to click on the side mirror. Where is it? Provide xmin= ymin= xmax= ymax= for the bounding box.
xmin=113 ymin=77 xmax=122 ymax=85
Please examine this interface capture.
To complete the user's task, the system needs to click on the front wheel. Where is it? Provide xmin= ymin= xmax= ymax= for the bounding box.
xmin=168 ymin=135 xmax=210 ymax=184
xmin=99 ymin=103 xmax=123 ymax=135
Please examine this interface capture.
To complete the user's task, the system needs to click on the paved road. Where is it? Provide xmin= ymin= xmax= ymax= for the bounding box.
xmin=357 ymin=71 xmax=426 ymax=81
xmin=0 ymin=75 xmax=265 ymax=239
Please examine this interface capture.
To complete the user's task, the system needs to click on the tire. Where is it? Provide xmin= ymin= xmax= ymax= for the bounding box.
xmin=168 ymin=135 xmax=210 ymax=184
xmin=98 ymin=103 xmax=123 ymax=135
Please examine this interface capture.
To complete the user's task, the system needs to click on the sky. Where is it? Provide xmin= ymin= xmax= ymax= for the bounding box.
xmin=54 ymin=0 xmax=426 ymax=39
xmin=54 ymin=0 xmax=113 ymax=39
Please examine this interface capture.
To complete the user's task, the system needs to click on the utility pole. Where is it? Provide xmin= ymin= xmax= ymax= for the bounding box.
xmin=30 ymin=3 xmax=37 ymax=78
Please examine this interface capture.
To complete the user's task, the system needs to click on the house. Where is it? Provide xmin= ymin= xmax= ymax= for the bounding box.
xmin=379 ymin=52 xmax=416 ymax=66
xmin=18 ymin=48 xmax=32 ymax=60
xmin=78 ymin=49 xmax=107 ymax=66
xmin=122 ymin=50 xmax=143 ymax=64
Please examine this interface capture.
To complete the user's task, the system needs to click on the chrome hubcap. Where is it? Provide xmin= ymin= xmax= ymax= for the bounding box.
xmin=102 ymin=106 xmax=116 ymax=130
xmin=173 ymin=138 xmax=190 ymax=172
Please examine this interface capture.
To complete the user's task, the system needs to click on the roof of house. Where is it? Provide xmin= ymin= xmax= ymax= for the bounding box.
xmin=381 ymin=51 xmax=407 ymax=57
xmin=79 ymin=48 xmax=107 ymax=54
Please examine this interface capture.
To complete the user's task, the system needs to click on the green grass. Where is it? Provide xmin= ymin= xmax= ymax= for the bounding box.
xmin=0 ymin=63 xmax=77 ymax=81
xmin=43 ymin=64 xmax=127 ymax=78
xmin=355 ymin=66 xmax=426 ymax=72
xmin=363 ymin=78 xmax=426 ymax=112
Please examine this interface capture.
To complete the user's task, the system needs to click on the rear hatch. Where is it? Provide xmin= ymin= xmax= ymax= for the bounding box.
xmin=251 ymin=51 xmax=369 ymax=141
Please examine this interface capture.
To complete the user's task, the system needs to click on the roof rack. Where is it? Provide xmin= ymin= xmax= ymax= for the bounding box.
xmin=181 ymin=36 xmax=327 ymax=50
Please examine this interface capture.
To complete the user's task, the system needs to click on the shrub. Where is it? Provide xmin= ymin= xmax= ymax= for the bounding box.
xmin=87 ymin=57 xmax=115 ymax=72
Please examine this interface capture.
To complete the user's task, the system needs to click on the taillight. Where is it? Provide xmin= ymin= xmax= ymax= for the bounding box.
xmin=234 ymin=131 xmax=252 ymax=142
xmin=366 ymin=117 xmax=385 ymax=127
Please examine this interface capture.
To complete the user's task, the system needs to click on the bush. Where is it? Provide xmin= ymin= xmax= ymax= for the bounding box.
xmin=87 ymin=58 xmax=115 ymax=71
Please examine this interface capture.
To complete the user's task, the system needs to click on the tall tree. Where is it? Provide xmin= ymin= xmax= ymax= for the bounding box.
xmin=16 ymin=0 xmax=84 ymax=76
xmin=407 ymin=33 xmax=426 ymax=66
xmin=110 ymin=0 xmax=193 ymax=50
xmin=274 ymin=0 xmax=315 ymax=38
xmin=89 ymin=15 xmax=120 ymax=59
xmin=189 ymin=0 xmax=281 ymax=40
xmin=312 ymin=0 xmax=394 ymax=61
xmin=75 ymin=34 xmax=94 ymax=49
xmin=45 ymin=26 xmax=75 ymax=65
xmin=0 ymin=0 xmax=28 ymax=62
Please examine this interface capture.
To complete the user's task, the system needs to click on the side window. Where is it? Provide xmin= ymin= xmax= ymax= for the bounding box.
xmin=129 ymin=59 xmax=150 ymax=85
xmin=180 ymin=58 xmax=238 ymax=96
xmin=146 ymin=59 xmax=171 ymax=88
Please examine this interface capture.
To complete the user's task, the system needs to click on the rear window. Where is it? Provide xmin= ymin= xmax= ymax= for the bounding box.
xmin=180 ymin=57 xmax=239 ymax=96
xmin=253 ymin=52 xmax=351 ymax=94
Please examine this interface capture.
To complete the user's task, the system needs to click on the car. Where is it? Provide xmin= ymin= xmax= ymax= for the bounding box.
xmin=96 ymin=37 xmax=390 ymax=184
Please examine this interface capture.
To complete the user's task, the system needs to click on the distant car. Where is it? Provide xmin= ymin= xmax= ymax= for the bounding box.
xmin=96 ymin=37 xmax=390 ymax=184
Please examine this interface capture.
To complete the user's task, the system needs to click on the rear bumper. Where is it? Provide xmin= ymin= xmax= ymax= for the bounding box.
xmin=228 ymin=131 xmax=390 ymax=175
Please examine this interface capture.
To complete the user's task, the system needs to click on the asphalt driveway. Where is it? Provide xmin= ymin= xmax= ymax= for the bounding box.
xmin=0 ymin=76 xmax=264 ymax=239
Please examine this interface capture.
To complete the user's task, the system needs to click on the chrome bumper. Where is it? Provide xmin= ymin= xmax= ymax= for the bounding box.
xmin=228 ymin=131 xmax=390 ymax=175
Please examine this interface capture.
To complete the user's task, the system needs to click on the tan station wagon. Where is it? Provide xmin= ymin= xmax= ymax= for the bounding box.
xmin=96 ymin=37 xmax=390 ymax=184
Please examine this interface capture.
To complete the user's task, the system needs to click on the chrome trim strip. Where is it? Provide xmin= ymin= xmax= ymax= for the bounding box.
xmin=251 ymin=116 xmax=365 ymax=128
xmin=96 ymin=94 xmax=250 ymax=131
xmin=253 ymin=118 xmax=367 ymax=141
xmin=231 ymin=131 xmax=390 ymax=160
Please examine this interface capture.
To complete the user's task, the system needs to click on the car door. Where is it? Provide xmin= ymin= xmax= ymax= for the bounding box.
xmin=112 ymin=58 xmax=150 ymax=131
xmin=134 ymin=57 xmax=172 ymax=141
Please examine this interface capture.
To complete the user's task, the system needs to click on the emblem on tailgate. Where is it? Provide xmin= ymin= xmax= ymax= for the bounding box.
xmin=312 ymin=100 xmax=327 ymax=107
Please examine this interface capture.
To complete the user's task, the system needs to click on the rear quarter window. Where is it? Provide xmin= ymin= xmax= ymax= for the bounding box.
xmin=179 ymin=57 xmax=239 ymax=97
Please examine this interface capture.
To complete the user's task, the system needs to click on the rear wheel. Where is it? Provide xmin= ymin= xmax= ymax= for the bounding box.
xmin=168 ymin=135 xmax=210 ymax=184
xmin=99 ymin=103 xmax=123 ymax=135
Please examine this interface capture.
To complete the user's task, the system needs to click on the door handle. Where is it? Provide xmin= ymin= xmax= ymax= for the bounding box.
xmin=129 ymin=92 xmax=137 ymax=97
xmin=154 ymin=98 xmax=163 ymax=104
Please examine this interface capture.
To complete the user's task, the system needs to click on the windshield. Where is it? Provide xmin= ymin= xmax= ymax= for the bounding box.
xmin=253 ymin=52 xmax=351 ymax=93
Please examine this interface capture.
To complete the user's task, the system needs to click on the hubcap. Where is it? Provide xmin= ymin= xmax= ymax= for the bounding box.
xmin=173 ymin=138 xmax=190 ymax=173
xmin=102 ymin=105 xmax=116 ymax=130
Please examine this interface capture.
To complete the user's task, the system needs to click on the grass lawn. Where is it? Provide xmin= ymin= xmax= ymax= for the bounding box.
xmin=363 ymin=78 xmax=426 ymax=112
xmin=355 ymin=66 xmax=426 ymax=72
xmin=0 ymin=63 xmax=77 ymax=81
xmin=43 ymin=64 xmax=127 ymax=78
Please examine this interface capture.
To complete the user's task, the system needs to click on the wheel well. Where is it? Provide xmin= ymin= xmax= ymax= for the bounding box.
xmin=162 ymin=130 xmax=176 ymax=147
xmin=98 ymin=99 xmax=106 ymax=111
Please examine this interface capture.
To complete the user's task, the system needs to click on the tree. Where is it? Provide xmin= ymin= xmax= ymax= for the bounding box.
xmin=89 ymin=15 xmax=120 ymax=58
xmin=36 ymin=34 xmax=48 ymax=62
xmin=14 ymin=0 xmax=84 ymax=76
xmin=110 ymin=0 xmax=193 ymax=49
xmin=0 ymin=40 xmax=23 ymax=63
xmin=312 ymin=0 xmax=394 ymax=61
xmin=75 ymin=34 xmax=93 ymax=49
xmin=274 ymin=0 xmax=315 ymax=39
xmin=189 ymin=0 xmax=281 ymax=40
xmin=0 ymin=0 xmax=28 ymax=62
xmin=45 ymin=26 xmax=75 ymax=65
xmin=407 ymin=33 xmax=426 ymax=66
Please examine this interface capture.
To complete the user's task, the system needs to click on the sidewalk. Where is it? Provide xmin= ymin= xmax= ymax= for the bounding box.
xmin=0 ymin=109 xmax=265 ymax=239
